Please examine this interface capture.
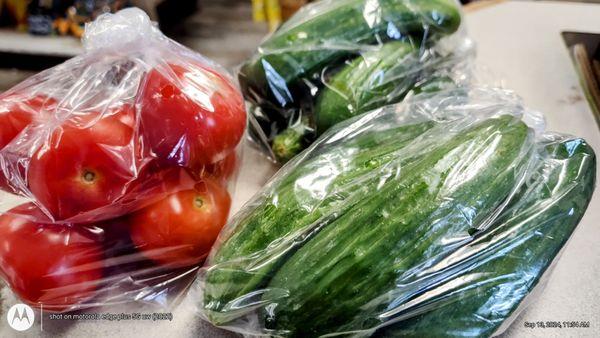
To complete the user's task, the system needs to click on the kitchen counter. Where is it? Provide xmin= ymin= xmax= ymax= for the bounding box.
xmin=1 ymin=1 xmax=599 ymax=337
xmin=466 ymin=1 xmax=600 ymax=337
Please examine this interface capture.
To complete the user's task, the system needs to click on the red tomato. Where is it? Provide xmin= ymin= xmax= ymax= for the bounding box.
xmin=28 ymin=108 xmax=136 ymax=221
xmin=0 ymin=94 xmax=56 ymax=192
xmin=139 ymin=61 xmax=246 ymax=169
xmin=128 ymin=177 xmax=231 ymax=267
xmin=0 ymin=93 xmax=56 ymax=149
xmin=0 ymin=203 xmax=104 ymax=312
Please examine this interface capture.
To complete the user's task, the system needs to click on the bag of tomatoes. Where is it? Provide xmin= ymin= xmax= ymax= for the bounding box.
xmin=0 ymin=8 xmax=246 ymax=313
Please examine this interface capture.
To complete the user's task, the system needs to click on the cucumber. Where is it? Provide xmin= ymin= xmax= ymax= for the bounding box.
xmin=204 ymin=120 xmax=437 ymax=324
xmin=276 ymin=66 xmax=458 ymax=162
xmin=272 ymin=127 xmax=306 ymax=163
xmin=239 ymin=0 xmax=461 ymax=122
xmin=277 ymin=50 xmax=459 ymax=161
xmin=261 ymin=116 xmax=533 ymax=336
xmin=272 ymin=116 xmax=313 ymax=163
xmin=314 ymin=41 xmax=418 ymax=133
xmin=374 ymin=136 xmax=596 ymax=338
xmin=203 ymin=115 xmax=534 ymax=330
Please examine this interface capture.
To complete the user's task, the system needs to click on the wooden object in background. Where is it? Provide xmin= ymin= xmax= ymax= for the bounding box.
xmin=5 ymin=0 xmax=29 ymax=30
xmin=281 ymin=0 xmax=307 ymax=20
xmin=573 ymin=43 xmax=600 ymax=125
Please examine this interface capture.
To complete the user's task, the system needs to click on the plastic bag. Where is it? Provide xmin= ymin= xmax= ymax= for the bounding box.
xmin=0 ymin=8 xmax=246 ymax=312
xmin=239 ymin=0 xmax=474 ymax=162
xmin=198 ymin=87 xmax=596 ymax=337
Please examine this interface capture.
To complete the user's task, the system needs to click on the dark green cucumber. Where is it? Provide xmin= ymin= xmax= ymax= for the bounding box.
xmin=204 ymin=120 xmax=437 ymax=323
xmin=374 ymin=136 xmax=596 ymax=338
xmin=203 ymin=115 xmax=534 ymax=331
xmin=239 ymin=0 xmax=461 ymax=111
xmin=261 ymin=116 xmax=533 ymax=337
xmin=314 ymin=41 xmax=418 ymax=133
xmin=281 ymin=71 xmax=457 ymax=162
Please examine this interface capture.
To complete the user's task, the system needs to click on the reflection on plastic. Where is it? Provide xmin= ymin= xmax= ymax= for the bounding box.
xmin=239 ymin=0 xmax=474 ymax=162
xmin=0 ymin=9 xmax=244 ymax=312
xmin=199 ymin=88 xmax=595 ymax=337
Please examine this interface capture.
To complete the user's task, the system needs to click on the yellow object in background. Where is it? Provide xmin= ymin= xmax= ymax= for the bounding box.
xmin=252 ymin=0 xmax=266 ymax=22
xmin=252 ymin=0 xmax=281 ymax=31
xmin=265 ymin=0 xmax=281 ymax=31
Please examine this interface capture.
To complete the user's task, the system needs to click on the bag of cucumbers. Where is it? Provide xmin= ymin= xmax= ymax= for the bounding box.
xmin=240 ymin=0 xmax=473 ymax=162
xmin=198 ymin=87 xmax=596 ymax=337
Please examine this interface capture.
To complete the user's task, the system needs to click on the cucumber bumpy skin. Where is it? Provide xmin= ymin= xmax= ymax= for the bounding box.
xmin=239 ymin=0 xmax=461 ymax=112
xmin=203 ymin=120 xmax=436 ymax=324
xmin=314 ymin=41 xmax=418 ymax=133
xmin=314 ymin=42 xmax=462 ymax=135
xmin=275 ymin=59 xmax=459 ymax=163
xmin=261 ymin=116 xmax=533 ymax=337
xmin=203 ymin=116 xmax=534 ymax=332
xmin=373 ymin=136 xmax=596 ymax=338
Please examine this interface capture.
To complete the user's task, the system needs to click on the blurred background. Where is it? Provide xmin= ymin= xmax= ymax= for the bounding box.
xmin=3 ymin=0 xmax=259 ymax=91
xmin=0 ymin=0 xmax=599 ymax=92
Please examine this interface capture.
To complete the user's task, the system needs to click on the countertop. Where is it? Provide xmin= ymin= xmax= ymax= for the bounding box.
xmin=466 ymin=1 xmax=600 ymax=337
xmin=1 ymin=1 xmax=600 ymax=337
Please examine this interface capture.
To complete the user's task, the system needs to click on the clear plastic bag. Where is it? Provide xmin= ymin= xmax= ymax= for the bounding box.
xmin=198 ymin=87 xmax=596 ymax=337
xmin=239 ymin=0 xmax=474 ymax=162
xmin=0 ymin=8 xmax=245 ymax=312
